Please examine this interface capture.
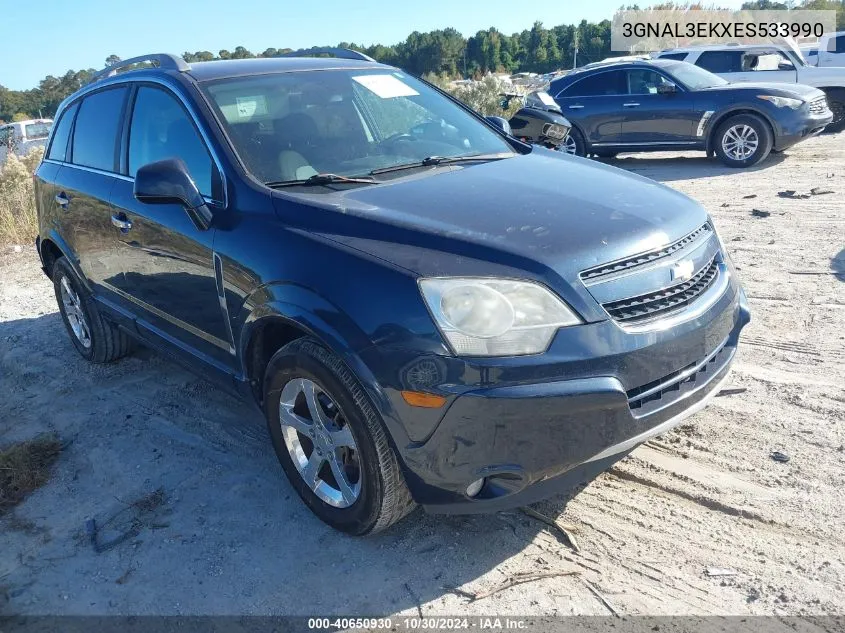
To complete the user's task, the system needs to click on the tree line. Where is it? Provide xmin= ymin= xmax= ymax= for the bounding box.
xmin=1 ymin=0 xmax=843 ymax=123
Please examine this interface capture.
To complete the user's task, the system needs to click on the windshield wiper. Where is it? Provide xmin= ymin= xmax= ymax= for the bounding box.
xmin=266 ymin=173 xmax=377 ymax=188
xmin=370 ymin=153 xmax=511 ymax=175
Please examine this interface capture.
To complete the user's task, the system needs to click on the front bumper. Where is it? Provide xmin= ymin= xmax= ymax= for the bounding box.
xmin=773 ymin=107 xmax=833 ymax=150
xmin=368 ymin=279 xmax=751 ymax=513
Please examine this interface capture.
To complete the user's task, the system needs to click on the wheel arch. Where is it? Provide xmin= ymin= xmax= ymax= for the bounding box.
xmin=38 ymin=237 xmax=64 ymax=277
xmin=705 ymin=108 xmax=776 ymax=153
xmin=237 ymin=289 xmax=404 ymax=425
xmin=240 ymin=303 xmax=415 ymax=465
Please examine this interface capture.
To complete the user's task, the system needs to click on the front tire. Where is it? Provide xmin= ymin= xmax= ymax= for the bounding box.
xmin=263 ymin=337 xmax=415 ymax=535
xmin=52 ymin=257 xmax=134 ymax=363
xmin=823 ymin=89 xmax=845 ymax=133
xmin=712 ymin=114 xmax=772 ymax=168
xmin=558 ymin=127 xmax=586 ymax=157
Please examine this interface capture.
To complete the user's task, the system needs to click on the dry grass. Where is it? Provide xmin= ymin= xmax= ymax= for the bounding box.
xmin=0 ymin=434 xmax=62 ymax=513
xmin=0 ymin=147 xmax=43 ymax=245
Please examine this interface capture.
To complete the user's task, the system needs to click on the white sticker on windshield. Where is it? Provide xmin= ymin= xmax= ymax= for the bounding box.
xmin=235 ymin=95 xmax=268 ymax=118
xmin=352 ymin=74 xmax=419 ymax=98
xmin=537 ymin=92 xmax=557 ymax=107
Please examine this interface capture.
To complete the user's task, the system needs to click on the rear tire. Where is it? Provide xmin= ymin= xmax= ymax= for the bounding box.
xmin=712 ymin=114 xmax=772 ymax=168
xmin=52 ymin=257 xmax=134 ymax=363
xmin=263 ymin=337 xmax=415 ymax=535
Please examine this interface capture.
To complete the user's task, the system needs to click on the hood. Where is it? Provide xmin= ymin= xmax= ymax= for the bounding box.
xmin=272 ymin=151 xmax=707 ymax=288
xmin=703 ymin=81 xmax=823 ymax=100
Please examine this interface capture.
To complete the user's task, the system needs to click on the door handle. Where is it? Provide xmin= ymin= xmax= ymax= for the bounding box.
xmin=568 ymin=104 xmax=584 ymax=110
xmin=111 ymin=214 xmax=133 ymax=231
xmin=54 ymin=192 xmax=69 ymax=208
xmin=623 ymin=103 xmax=640 ymax=107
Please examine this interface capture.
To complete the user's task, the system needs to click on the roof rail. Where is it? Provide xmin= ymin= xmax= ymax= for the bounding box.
xmin=281 ymin=47 xmax=376 ymax=62
xmin=87 ymin=53 xmax=190 ymax=85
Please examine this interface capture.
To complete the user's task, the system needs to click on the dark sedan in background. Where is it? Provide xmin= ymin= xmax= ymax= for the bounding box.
xmin=552 ymin=59 xmax=832 ymax=167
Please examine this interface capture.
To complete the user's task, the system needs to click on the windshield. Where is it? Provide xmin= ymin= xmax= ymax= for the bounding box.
xmin=202 ymin=69 xmax=515 ymax=184
xmin=24 ymin=121 xmax=51 ymax=140
xmin=659 ymin=61 xmax=729 ymax=89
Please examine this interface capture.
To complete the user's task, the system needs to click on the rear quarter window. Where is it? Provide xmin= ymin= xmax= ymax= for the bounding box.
xmin=24 ymin=121 xmax=51 ymax=140
xmin=695 ymin=51 xmax=743 ymax=73
xmin=47 ymin=103 xmax=79 ymax=162
xmin=71 ymin=87 xmax=129 ymax=172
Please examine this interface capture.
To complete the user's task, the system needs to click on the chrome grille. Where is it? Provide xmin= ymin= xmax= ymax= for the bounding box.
xmin=580 ymin=223 xmax=711 ymax=282
xmin=809 ymin=96 xmax=828 ymax=115
xmin=602 ymin=255 xmax=719 ymax=324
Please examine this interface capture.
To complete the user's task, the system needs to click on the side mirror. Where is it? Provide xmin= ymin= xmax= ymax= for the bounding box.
xmin=486 ymin=116 xmax=512 ymax=136
xmin=134 ymin=158 xmax=213 ymax=230
xmin=778 ymin=60 xmax=795 ymax=71
xmin=657 ymin=82 xmax=677 ymax=95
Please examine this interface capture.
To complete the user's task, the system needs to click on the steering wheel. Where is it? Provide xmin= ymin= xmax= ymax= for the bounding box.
xmin=382 ymin=132 xmax=418 ymax=145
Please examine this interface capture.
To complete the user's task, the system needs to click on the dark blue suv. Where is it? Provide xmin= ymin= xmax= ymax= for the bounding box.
xmin=553 ymin=59 xmax=832 ymax=167
xmin=35 ymin=51 xmax=750 ymax=534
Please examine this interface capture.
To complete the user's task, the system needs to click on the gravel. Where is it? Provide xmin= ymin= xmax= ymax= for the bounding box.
xmin=1 ymin=133 xmax=843 ymax=616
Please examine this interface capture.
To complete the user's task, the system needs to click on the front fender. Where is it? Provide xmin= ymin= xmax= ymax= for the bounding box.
xmin=236 ymin=285 xmax=414 ymax=449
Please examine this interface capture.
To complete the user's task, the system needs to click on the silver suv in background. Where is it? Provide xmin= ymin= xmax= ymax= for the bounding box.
xmin=655 ymin=41 xmax=845 ymax=132
xmin=0 ymin=119 xmax=53 ymax=163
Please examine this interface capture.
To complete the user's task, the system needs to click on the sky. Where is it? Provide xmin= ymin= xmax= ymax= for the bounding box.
xmin=0 ymin=0 xmax=742 ymax=90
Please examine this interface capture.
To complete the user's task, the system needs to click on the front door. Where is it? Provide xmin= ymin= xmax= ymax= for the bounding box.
xmin=619 ymin=69 xmax=700 ymax=145
xmin=109 ymin=84 xmax=234 ymax=372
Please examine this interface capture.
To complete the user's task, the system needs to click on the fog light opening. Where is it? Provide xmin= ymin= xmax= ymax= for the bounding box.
xmin=466 ymin=478 xmax=485 ymax=498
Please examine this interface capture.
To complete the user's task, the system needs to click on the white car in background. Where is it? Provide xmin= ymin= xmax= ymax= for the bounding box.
xmin=0 ymin=119 xmax=53 ymax=164
xmin=655 ymin=40 xmax=845 ymax=131
xmin=816 ymin=31 xmax=845 ymax=67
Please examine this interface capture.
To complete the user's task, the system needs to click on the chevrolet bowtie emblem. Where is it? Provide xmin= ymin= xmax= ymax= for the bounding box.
xmin=671 ymin=259 xmax=695 ymax=282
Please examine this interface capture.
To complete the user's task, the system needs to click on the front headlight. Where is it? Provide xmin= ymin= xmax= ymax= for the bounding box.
xmin=757 ymin=95 xmax=803 ymax=109
xmin=419 ymin=278 xmax=581 ymax=356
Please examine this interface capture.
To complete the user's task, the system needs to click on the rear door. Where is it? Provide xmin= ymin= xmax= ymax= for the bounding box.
xmin=35 ymin=102 xmax=79 ymax=255
xmin=554 ymin=69 xmax=626 ymax=145
xmin=619 ymin=68 xmax=700 ymax=144
xmin=51 ymin=86 xmax=129 ymax=301
xmin=108 ymin=83 xmax=233 ymax=372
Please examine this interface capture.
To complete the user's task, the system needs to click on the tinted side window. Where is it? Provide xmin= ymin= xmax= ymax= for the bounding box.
xmin=47 ymin=102 xmax=79 ymax=162
xmin=627 ymin=70 xmax=674 ymax=94
xmin=695 ymin=51 xmax=743 ymax=73
xmin=563 ymin=70 xmax=627 ymax=97
xmin=129 ymin=86 xmax=213 ymax=198
xmin=834 ymin=35 xmax=845 ymax=54
xmin=658 ymin=53 xmax=689 ymax=61
xmin=71 ymin=87 xmax=128 ymax=171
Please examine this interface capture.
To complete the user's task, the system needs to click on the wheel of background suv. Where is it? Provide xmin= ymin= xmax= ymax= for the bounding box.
xmin=52 ymin=257 xmax=134 ymax=363
xmin=712 ymin=114 xmax=772 ymax=168
xmin=557 ymin=127 xmax=586 ymax=157
xmin=824 ymin=90 xmax=845 ymax=133
xmin=263 ymin=337 xmax=416 ymax=535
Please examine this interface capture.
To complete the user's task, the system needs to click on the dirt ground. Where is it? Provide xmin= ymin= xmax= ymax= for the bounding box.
xmin=1 ymin=134 xmax=843 ymax=618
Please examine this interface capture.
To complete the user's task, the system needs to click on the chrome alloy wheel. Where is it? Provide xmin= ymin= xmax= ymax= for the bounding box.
xmin=558 ymin=134 xmax=577 ymax=155
xmin=278 ymin=377 xmax=361 ymax=508
xmin=721 ymin=124 xmax=759 ymax=161
xmin=60 ymin=276 xmax=91 ymax=348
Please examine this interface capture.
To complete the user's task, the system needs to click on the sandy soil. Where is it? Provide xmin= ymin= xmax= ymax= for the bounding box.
xmin=1 ymin=134 xmax=843 ymax=617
